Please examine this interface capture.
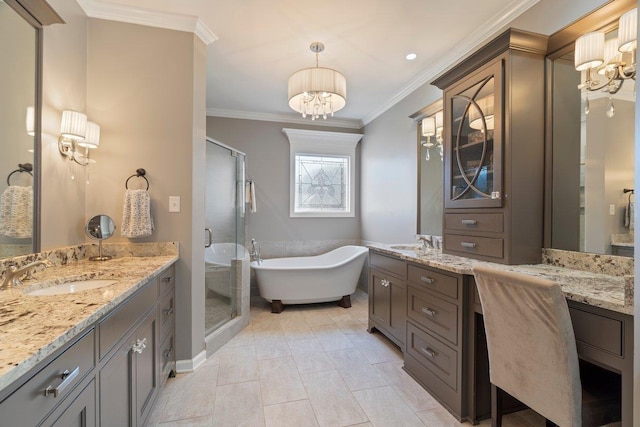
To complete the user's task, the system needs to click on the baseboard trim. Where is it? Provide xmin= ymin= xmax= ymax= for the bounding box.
xmin=175 ymin=349 xmax=207 ymax=373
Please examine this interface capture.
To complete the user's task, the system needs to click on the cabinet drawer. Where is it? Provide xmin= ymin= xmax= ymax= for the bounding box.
xmin=569 ymin=307 xmax=622 ymax=356
xmin=444 ymin=213 xmax=503 ymax=233
xmin=0 ymin=329 xmax=95 ymax=427
xmin=406 ymin=322 xmax=458 ymax=390
xmin=408 ymin=286 xmax=458 ymax=345
xmin=159 ymin=333 xmax=175 ymax=384
xmin=370 ymin=252 xmax=406 ymax=278
xmin=407 ymin=265 xmax=458 ymax=299
xmin=159 ymin=266 xmax=175 ymax=298
xmin=444 ymin=234 xmax=503 ymax=259
xmin=158 ymin=289 xmax=175 ymax=340
xmin=99 ymin=280 xmax=158 ymax=358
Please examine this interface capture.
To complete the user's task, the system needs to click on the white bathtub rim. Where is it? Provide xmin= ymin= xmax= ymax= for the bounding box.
xmin=250 ymin=245 xmax=368 ymax=271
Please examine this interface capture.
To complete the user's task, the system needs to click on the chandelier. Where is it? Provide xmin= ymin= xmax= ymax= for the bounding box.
xmin=574 ymin=7 xmax=637 ymax=116
xmin=288 ymin=42 xmax=347 ymax=120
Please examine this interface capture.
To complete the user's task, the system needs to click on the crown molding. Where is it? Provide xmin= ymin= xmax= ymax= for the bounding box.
xmin=207 ymin=108 xmax=363 ymax=130
xmin=361 ymin=0 xmax=540 ymax=125
xmin=76 ymin=0 xmax=218 ymax=45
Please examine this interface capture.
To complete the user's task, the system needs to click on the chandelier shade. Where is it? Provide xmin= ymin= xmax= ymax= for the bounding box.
xmin=574 ymin=32 xmax=605 ymax=71
xmin=288 ymin=42 xmax=347 ymax=120
xmin=618 ymin=8 xmax=638 ymax=52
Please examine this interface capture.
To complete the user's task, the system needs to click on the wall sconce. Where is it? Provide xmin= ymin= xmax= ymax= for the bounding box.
xmin=421 ymin=110 xmax=444 ymax=161
xmin=58 ymin=110 xmax=100 ymax=165
xmin=574 ymin=7 xmax=637 ymax=116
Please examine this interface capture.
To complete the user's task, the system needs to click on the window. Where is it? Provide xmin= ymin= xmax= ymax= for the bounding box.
xmin=283 ymin=128 xmax=362 ymax=218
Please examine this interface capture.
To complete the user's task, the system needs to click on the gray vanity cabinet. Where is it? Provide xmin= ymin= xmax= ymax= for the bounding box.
xmin=368 ymin=252 xmax=407 ymax=349
xmin=44 ymin=379 xmax=97 ymax=427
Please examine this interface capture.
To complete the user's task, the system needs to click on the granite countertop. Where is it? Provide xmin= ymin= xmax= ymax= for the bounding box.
xmin=0 ymin=254 xmax=178 ymax=392
xmin=368 ymin=243 xmax=630 ymax=316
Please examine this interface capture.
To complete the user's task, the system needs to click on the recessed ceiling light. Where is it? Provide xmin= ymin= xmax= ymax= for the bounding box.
xmin=406 ymin=53 xmax=417 ymax=61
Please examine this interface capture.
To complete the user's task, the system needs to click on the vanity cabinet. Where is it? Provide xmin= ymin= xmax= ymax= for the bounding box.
xmin=404 ymin=264 xmax=466 ymax=418
xmin=368 ymin=252 xmax=406 ymax=349
xmin=432 ymin=29 xmax=548 ymax=264
xmin=0 ymin=263 xmax=176 ymax=427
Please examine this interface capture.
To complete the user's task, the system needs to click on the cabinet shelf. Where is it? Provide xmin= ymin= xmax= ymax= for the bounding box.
xmin=454 ymin=139 xmax=494 ymax=151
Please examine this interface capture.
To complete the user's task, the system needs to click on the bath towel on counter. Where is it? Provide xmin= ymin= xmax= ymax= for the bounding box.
xmin=0 ymin=185 xmax=32 ymax=238
xmin=121 ymin=189 xmax=154 ymax=238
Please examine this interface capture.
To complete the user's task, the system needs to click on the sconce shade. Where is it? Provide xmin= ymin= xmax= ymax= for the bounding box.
xmin=26 ymin=106 xmax=34 ymax=136
xmin=469 ymin=96 xmax=494 ymax=130
xmin=618 ymin=8 xmax=637 ymax=52
xmin=574 ymin=32 xmax=605 ymax=71
xmin=422 ymin=117 xmax=436 ymax=136
xmin=60 ymin=110 xmax=87 ymax=141
xmin=78 ymin=121 xmax=100 ymax=148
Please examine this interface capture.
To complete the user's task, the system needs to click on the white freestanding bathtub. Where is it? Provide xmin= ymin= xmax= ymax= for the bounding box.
xmin=205 ymin=243 xmax=248 ymax=298
xmin=250 ymin=245 xmax=368 ymax=313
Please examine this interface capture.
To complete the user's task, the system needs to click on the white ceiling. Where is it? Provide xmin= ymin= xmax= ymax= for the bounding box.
xmin=78 ymin=0 xmax=609 ymax=128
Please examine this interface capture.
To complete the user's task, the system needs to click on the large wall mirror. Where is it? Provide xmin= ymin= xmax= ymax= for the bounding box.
xmin=545 ymin=0 xmax=636 ymax=257
xmin=0 ymin=0 xmax=63 ymax=259
xmin=412 ymin=99 xmax=444 ymax=236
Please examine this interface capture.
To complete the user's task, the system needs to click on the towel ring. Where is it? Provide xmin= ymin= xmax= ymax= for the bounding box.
xmin=6 ymin=163 xmax=33 ymax=186
xmin=125 ymin=168 xmax=149 ymax=190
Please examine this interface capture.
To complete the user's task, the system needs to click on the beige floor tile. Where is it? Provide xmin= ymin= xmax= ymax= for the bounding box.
xmin=302 ymin=308 xmax=339 ymax=326
xmin=327 ymin=348 xmax=389 ymax=391
xmin=255 ymin=335 xmax=292 ymax=360
xmin=353 ymin=385 xmax=424 ymax=427
xmin=346 ymin=331 xmax=402 ymax=364
xmin=335 ymin=318 xmax=369 ymax=335
xmin=212 ymin=381 xmax=265 ymax=427
xmin=258 ymin=357 xmax=308 ymax=405
xmin=374 ymin=361 xmax=441 ymax=412
xmin=224 ymin=324 xmax=255 ymax=348
xmin=263 ymin=400 xmax=319 ymax=427
xmin=160 ymin=361 xmax=219 ymax=422
xmin=216 ymin=344 xmax=259 ymax=385
xmin=158 ymin=415 xmax=215 ymax=426
xmin=311 ymin=324 xmax=356 ymax=352
xmin=281 ymin=321 xmax=315 ymax=340
xmin=416 ymin=407 xmax=464 ymax=426
xmin=301 ymin=370 xmax=369 ymax=427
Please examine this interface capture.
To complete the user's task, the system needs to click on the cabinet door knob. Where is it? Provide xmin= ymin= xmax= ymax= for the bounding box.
xmin=163 ymin=347 xmax=173 ymax=359
xmin=44 ymin=366 xmax=79 ymax=398
xmin=163 ymin=307 xmax=174 ymax=317
xmin=380 ymin=279 xmax=390 ymax=287
xmin=132 ymin=338 xmax=147 ymax=354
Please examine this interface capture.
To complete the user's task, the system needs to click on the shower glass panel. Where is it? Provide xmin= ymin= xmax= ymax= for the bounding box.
xmin=205 ymin=140 xmax=245 ymax=335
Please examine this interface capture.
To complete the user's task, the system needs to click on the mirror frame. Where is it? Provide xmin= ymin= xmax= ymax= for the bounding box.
xmin=543 ymin=0 xmax=636 ymax=249
xmin=410 ymin=98 xmax=444 ymax=234
xmin=3 ymin=0 xmax=63 ymax=254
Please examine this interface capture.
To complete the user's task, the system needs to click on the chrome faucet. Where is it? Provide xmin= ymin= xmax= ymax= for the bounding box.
xmin=1 ymin=260 xmax=54 ymax=290
xmin=250 ymin=239 xmax=262 ymax=264
xmin=416 ymin=235 xmax=434 ymax=250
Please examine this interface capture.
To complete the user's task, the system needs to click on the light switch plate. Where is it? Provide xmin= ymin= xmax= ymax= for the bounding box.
xmin=609 ymin=204 xmax=615 ymax=215
xmin=169 ymin=196 xmax=181 ymax=212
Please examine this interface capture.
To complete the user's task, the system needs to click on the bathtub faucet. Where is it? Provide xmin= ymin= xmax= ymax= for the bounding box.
xmin=250 ymin=239 xmax=262 ymax=264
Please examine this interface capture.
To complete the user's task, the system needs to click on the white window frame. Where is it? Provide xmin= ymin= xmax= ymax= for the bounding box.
xmin=283 ymin=128 xmax=362 ymax=218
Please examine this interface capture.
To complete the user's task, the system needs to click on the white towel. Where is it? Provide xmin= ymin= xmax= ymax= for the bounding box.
xmin=245 ymin=180 xmax=257 ymax=213
xmin=625 ymin=201 xmax=634 ymax=230
xmin=0 ymin=186 xmax=32 ymax=238
xmin=121 ymin=189 xmax=154 ymax=238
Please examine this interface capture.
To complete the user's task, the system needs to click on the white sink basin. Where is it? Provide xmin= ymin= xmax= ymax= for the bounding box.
xmin=25 ymin=279 xmax=118 ymax=296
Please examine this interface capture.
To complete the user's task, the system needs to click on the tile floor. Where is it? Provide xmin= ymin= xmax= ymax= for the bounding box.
xmin=146 ymin=290 xmax=545 ymax=427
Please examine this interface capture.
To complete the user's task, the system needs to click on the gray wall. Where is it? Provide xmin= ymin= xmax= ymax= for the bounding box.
xmin=207 ymin=117 xmax=362 ymax=246
xmin=361 ymin=84 xmax=443 ymax=244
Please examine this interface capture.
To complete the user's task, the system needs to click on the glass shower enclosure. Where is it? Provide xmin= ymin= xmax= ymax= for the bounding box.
xmin=204 ymin=138 xmax=246 ymax=335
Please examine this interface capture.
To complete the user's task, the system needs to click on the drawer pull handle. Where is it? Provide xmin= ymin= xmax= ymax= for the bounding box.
xmin=163 ymin=347 xmax=173 ymax=359
xmin=44 ymin=366 xmax=79 ymax=398
xmin=421 ymin=347 xmax=437 ymax=358
xmin=132 ymin=338 xmax=147 ymax=354
xmin=420 ymin=276 xmax=435 ymax=284
xmin=380 ymin=279 xmax=390 ymax=287
xmin=421 ymin=307 xmax=437 ymax=317
xmin=162 ymin=277 xmax=173 ymax=283
xmin=460 ymin=219 xmax=478 ymax=225
xmin=461 ymin=241 xmax=477 ymax=248
xmin=163 ymin=307 xmax=174 ymax=316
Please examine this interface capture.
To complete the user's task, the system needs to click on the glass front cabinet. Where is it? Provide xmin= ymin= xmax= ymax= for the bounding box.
xmin=433 ymin=29 xmax=547 ymax=264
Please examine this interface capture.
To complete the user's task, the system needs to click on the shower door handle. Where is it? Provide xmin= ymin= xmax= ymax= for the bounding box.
xmin=205 ymin=228 xmax=213 ymax=248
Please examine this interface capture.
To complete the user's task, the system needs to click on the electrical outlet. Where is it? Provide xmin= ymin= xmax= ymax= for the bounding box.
xmin=609 ymin=204 xmax=615 ymax=215
xmin=169 ymin=196 xmax=181 ymax=213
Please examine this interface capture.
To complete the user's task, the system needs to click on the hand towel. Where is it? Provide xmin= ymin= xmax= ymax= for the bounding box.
xmin=0 ymin=185 xmax=32 ymax=238
xmin=245 ymin=180 xmax=257 ymax=213
xmin=121 ymin=189 xmax=154 ymax=238
xmin=625 ymin=201 xmax=634 ymax=230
